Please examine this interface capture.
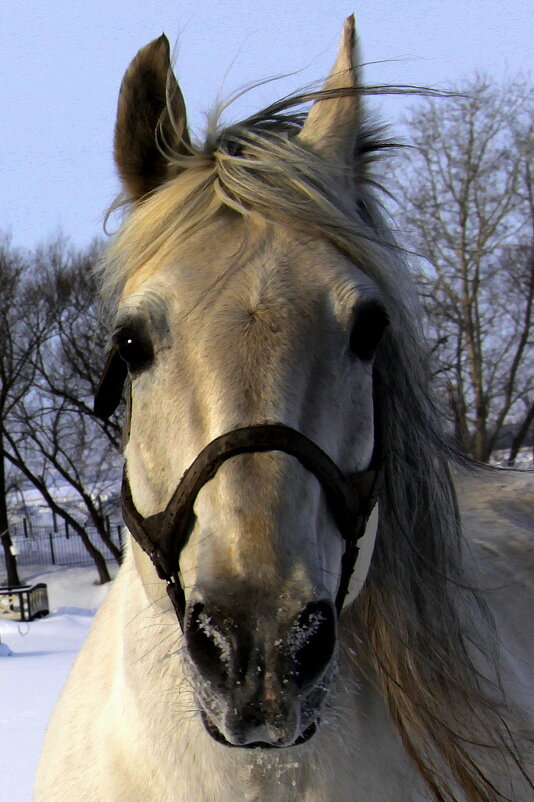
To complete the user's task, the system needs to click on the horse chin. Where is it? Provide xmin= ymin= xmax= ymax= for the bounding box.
xmin=199 ymin=707 xmax=319 ymax=749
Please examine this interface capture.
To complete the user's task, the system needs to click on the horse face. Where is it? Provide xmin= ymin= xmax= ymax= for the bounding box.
xmin=114 ymin=214 xmax=385 ymax=747
xmin=108 ymin=16 xmax=387 ymax=748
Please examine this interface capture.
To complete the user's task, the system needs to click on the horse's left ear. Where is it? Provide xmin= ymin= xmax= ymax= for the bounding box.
xmin=114 ymin=35 xmax=191 ymax=201
xmin=298 ymin=15 xmax=361 ymax=167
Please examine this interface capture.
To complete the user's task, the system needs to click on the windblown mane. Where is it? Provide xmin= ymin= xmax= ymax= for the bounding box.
xmin=97 ymin=90 xmax=533 ymax=802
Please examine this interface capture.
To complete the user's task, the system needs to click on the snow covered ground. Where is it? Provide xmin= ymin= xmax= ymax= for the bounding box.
xmin=0 ymin=565 xmax=117 ymax=802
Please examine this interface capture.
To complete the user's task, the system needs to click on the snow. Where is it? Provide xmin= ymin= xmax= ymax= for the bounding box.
xmin=196 ymin=610 xmax=232 ymax=667
xmin=489 ymin=447 xmax=533 ymax=470
xmin=0 ymin=565 xmax=117 ymax=802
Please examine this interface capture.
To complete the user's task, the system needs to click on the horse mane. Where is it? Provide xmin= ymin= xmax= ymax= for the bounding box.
xmin=97 ymin=88 xmax=533 ymax=801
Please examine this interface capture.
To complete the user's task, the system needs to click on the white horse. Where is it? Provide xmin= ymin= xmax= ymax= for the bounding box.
xmin=36 ymin=18 xmax=533 ymax=801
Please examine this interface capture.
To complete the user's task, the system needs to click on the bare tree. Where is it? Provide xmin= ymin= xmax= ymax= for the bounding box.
xmin=3 ymin=438 xmax=113 ymax=585
xmin=14 ymin=240 xmax=124 ymax=582
xmin=0 ymin=239 xmax=54 ymax=585
xmin=1 ymin=237 xmax=124 ymax=584
xmin=394 ymin=77 xmax=534 ymax=461
xmin=33 ymin=239 xmax=123 ymax=452
xmin=7 ymin=389 xmax=121 ymax=584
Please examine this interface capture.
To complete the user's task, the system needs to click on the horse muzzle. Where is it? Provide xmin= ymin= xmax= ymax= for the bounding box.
xmin=184 ymin=596 xmax=337 ymax=748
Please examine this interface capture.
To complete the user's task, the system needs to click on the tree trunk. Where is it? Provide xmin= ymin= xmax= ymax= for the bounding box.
xmin=447 ymin=382 xmax=470 ymax=454
xmin=82 ymin=493 xmax=122 ymax=564
xmin=67 ymin=519 xmax=111 ymax=584
xmin=0 ymin=434 xmax=21 ymax=587
xmin=94 ymin=521 xmax=122 ymax=564
xmin=508 ymin=402 xmax=534 ymax=466
xmin=0 ymin=531 xmax=21 ymax=588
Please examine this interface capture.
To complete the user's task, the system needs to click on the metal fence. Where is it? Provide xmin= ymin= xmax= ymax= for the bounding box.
xmin=10 ymin=521 xmax=124 ymax=568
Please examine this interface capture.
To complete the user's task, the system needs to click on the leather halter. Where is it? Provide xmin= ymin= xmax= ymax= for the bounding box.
xmin=95 ymin=348 xmax=382 ymax=629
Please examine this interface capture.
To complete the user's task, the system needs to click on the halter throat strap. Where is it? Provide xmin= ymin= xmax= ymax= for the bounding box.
xmin=121 ymin=423 xmax=382 ymax=628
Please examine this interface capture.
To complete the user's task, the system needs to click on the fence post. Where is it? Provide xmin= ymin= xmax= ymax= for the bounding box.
xmin=64 ymin=520 xmax=69 ymax=540
xmin=48 ymin=533 xmax=56 ymax=565
xmin=23 ymin=518 xmax=28 ymax=538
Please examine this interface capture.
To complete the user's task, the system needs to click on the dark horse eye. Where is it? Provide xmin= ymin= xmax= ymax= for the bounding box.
xmin=114 ymin=330 xmax=153 ymax=373
xmin=349 ymin=301 xmax=389 ymax=361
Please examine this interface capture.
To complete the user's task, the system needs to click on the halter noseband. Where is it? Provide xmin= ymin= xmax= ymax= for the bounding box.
xmin=95 ymin=348 xmax=382 ymax=629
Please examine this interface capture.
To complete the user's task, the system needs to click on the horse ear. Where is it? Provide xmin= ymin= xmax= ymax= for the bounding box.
xmin=298 ymin=15 xmax=361 ymax=167
xmin=114 ymin=35 xmax=191 ymax=201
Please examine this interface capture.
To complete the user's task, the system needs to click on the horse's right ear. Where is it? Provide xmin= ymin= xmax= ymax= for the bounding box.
xmin=114 ymin=35 xmax=191 ymax=201
xmin=298 ymin=16 xmax=361 ymax=171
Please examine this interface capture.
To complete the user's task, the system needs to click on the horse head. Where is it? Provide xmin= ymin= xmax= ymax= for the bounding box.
xmin=96 ymin=17 xmax=391 ymax=749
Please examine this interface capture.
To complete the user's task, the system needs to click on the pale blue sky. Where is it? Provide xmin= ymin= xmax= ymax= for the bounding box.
xmin=1 ymin=0 xmax=532 ymax=248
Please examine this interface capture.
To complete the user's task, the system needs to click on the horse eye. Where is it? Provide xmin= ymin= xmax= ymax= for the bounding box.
xmin=114 ymin=331 xmax=153 ymax=373
xmin=349 ymin=301 xmax=389 ymax=361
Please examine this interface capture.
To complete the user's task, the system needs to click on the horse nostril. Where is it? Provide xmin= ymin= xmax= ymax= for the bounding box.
xmin=290 ymin=601 xmax=336 ymax=689
xmin=185 ymin=602 xmax=231 ymax=686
